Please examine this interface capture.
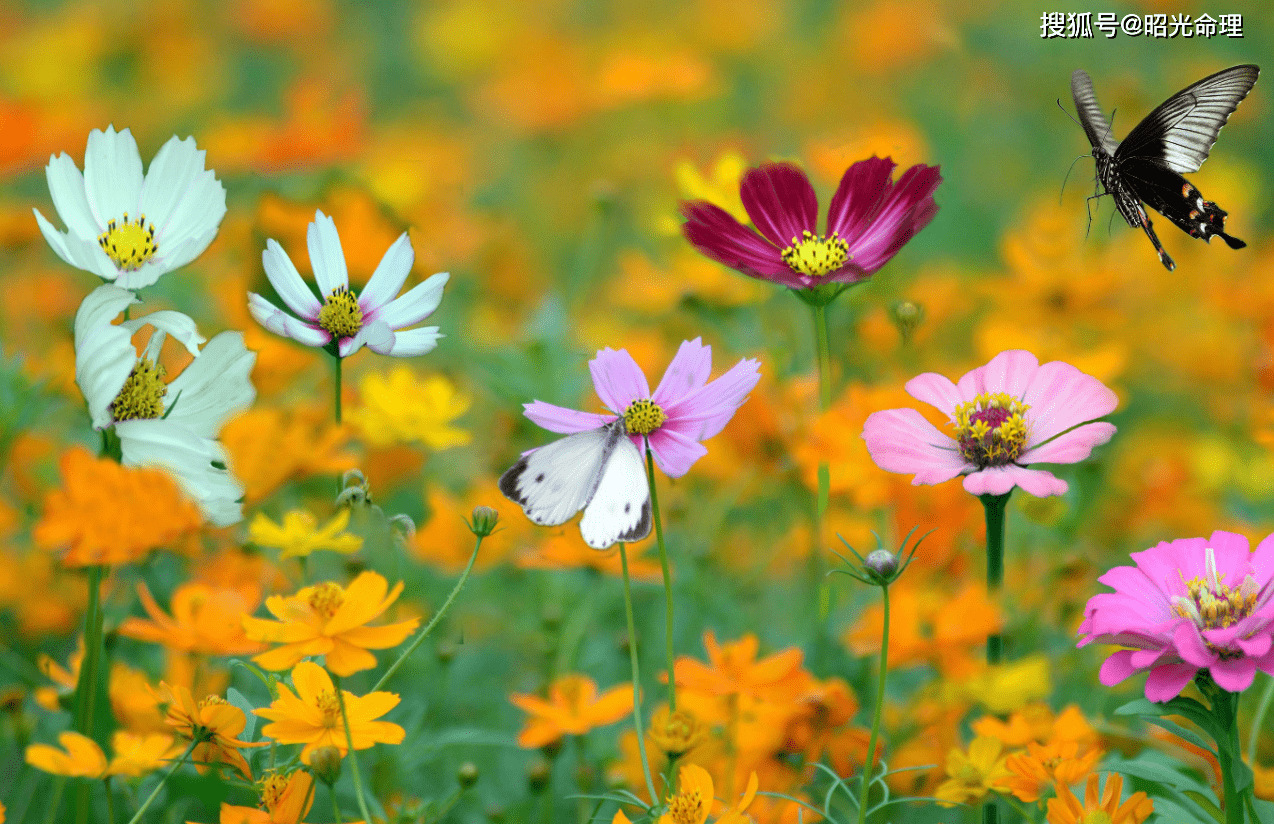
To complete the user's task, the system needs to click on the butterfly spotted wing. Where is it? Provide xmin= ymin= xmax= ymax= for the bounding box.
xmin=1071 ymin=65 xmax=1258 ymax=270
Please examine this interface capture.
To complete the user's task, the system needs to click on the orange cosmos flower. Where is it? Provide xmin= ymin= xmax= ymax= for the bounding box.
xmin=509 ymin=674 xmax=633 ymax=748
xmin=673 ymin=632 xmax=807 ymax=701
xmin=155 ymin=682 xmax=263 ymax=779
xmin=119 ymin=582 xmax=264 ymax=656
xmin=1001 ymin=740 xmax=1104 ymax=803
xmin=254 ymin=661 xmax=403 ymax=763
xmin=34 ymin=446 xmax=203 ymax=566
xmin=206 ymin=769 xmax=316 ymax=824
xmin=1047 ymin=773 xmax=1153 ymax=824
xmin=241 ymin=571 xmax=418 ymax=676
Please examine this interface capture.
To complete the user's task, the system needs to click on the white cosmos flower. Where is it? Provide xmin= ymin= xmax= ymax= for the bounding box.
xmin=34 ymin=125 xmax=226 ymax=290
xmin=248 ymin=210 xmax=449 ymax=358
xmin=75 ymin=285 xmax=256 ymax=527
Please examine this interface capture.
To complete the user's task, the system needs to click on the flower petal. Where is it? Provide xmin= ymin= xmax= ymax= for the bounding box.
xmin=248 ymin=293 xmax=331 ymax=348
xmin=904 ymin=371 xmax=963 ymax=418
xmin=366 ymin=272 xmax=448 ymax=330
xmin=963 ymin=465 xmax=1067 ymax=497
xmin=680 ymin=201 xmax=800 ymax=285
xmin=370 ymin=325 xmax=444 ymax=357
xmin=307 ymin=210 xmax=349 ymax=296
xmin=1021 ymin=360 xmax=1119 ymax=445
xmin=1097 ymin=650 xmax=1139 ymax=686
xmin=119 ymin=309 xmax=205 ymax=358
xmin=861 ymin=408 xmax=968 ymax=485
xmin=83 ymin=126 xmax=143 ymax=228
xmin=45 ymin=152 xmax=100 ymax=237
xmin=523 ymin=401 xmax=614 ymax=434
xmin=660 ymin=356 xmax=761 ymax=442
xmin=117 ymin=419 xmax=245 ymax=526
xmin=841 ymin=163 xmax=942 ymax=273
xmin=651 ymin=338 xmax=713 ymax=407
xmin=164 ymin=331 xmax=257 ymax=437
xmin=1020 ymin=422 xmax=1116 ymax=466
xmin=74 ymin=285 xmax=140 ymax=430
xmin=589 ymin=348 xmax=650 ymax=413
xmin=262 ymin=239 xmax=322 ymax=319
xmin=826 ymin=157 xmax=898 ymax=238
xmin=1210 ymin=656 xmax=1257 ymax=693
xmin=739 ymin=163 xmax=818 ymax=249
xmin=647 ymin=427 xmax=709 ymax=478
xmin=1144 ymin=662 xmax=1197 ymax=702
xmin=358 ymin=232 xmax=414 ymax=313
xmin=957 ymin=350 xmax=1040 ymax=401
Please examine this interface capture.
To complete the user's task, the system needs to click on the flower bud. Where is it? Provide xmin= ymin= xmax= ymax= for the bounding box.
xmin=891 ymin=300 xmax=924 ymax=341
xmin=308 ymin=746 xmax=343 ymax=786
xmin=648 ymin=706 xmax=706 ymax=758
xmin=865 ymin=548 xmax=899 ymax=580
xmin=469 ymin=505 xmax=499 ymax=537
xmin=457 ymin=761 xmax=479 ymax=788
xmin=527 ymin=756 xmax=552 ymax=793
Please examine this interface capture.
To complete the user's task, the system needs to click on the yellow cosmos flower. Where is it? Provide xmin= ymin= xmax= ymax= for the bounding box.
xmin=612 ymin=764 xmax=758 ymax=824
xmin=350 ymin=367 xmax=471 ymax=450
xmin=935 ymin=736 xmax=1011 ymax=806
xmin=155 ymin=682 xmax=264 ymax=779
xmin=254 ymin=661 xmax=404 ymax=764
xmin=202 ymin=769 xmax=316 ymax=824
xmin=24 ymin=730 xmax=177 ymax=778
xmin=1047 ymin=773 xmax=1154 ymax=824
xmin=242 ymin=571 xmax=419 ymax=676
xmin=248 ymin=509 xmax=363 ymax=559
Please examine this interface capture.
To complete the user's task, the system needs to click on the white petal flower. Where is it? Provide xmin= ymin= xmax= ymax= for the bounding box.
xmin=73 ymin=285 xmax=256 ymax=526
xmin=34 ymin=125 xmax=226 ymax=290
xmin=248 ymin=209 xmax=449 ymax=359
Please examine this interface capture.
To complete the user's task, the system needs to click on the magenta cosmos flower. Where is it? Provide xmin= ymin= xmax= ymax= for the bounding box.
xmin=861 ymin=350 xmax=1118 ymax=497
xmin=248 ymin=210 xmax=448 ymax=358
xmin=524 ymin=338 xmax=761 ymax=477
xmin=680 ymin=157 xmax=941 ymax=289
xmin=1078 ymin=531 xmax=1274 ymax=701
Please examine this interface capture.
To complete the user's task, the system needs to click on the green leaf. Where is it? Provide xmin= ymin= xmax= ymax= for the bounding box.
xmin=1137 ymin=715 xmax=1217 ymax=756
xmin=227 ymin=687 xmax=257 ymax=741
xmin=1115 ymin=695 xmax=1226 ymax=745
xmin=1183 ymin=790 xmax=1225 ymax=823
xmin=1231 ymin=756 xmax=1255 ymax=794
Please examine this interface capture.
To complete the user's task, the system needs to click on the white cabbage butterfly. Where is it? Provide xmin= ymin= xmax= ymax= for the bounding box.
xmin=499 ymin=418 xmax=652 ymax=549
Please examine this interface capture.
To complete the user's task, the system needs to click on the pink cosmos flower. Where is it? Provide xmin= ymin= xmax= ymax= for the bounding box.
xmin=1078 ymin=530 xmax=1274 ymax=701
xmin=680 ymin=157 xmax=941 ymax=289
xmin=248 ymin=210 xmax=448 ymax=359
xmin=861 ymin=350 xmax=1118 ymax=497
xmin=524 ymin=338 xmax=761 ymax=477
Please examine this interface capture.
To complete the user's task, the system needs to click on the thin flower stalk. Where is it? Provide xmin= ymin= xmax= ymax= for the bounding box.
xmin=123 ymin=739 xmax=196 ymax=824
xmin=618 ymin=541 xmax=659 ymax=804
xmin=332 ymin=673 xmax=374 ymax=824
xmin=857 ymin=582 xmax=889 ymax=824
xmin=645 ymin=448 xmax=676 ymax=713
xmin=982 ymin=493 xmax=1009 ymax=666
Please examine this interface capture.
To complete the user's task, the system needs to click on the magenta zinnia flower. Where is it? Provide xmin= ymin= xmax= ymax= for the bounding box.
xmin=861 ymin=350 xmax=1118 ymax=497
xmin=1078 ymin=530 xmax=1274 ymax=701
xmin=524 ymin=338 xmax=761 ymax=477
xmin=680 ymin=157 xmax=941 ymax=289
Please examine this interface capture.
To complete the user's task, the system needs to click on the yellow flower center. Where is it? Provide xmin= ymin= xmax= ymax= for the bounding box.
xmin=1172 ymin=547 xmax=1259 ymax=650
xmin=665 ymin=786 xmax=706 ymax=824
xmin=198 ymin=695 xmax=227 ymax=709
xmin=259 ymin=772 xmax=289 ymax=811
xmin=317 ymin=287 xmax=363 ymax=339
xmin=98 ymin=213 xmax=157 ymax=271
xmin=308 ymin=582 xmax=346 ymax=621
xmin=780 ymin=230 xmax=849 ymax=277
xmin=315 ymin=688 xmax=341 ymax=723
xmin=110 ymin=357 xmax=167 ymax=422
xmin=952 ymin=392 xmax=1031 ymax=468
xmin=1081 ymin=813 xmax=1113 ymax=824
xmin=623 ymin=398 xmax=666 ymax=435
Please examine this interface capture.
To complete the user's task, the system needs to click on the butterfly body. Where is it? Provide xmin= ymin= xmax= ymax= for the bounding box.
xmin=1072 ymin=65 xmax=1258 ymax=270
xmin=499 ymin=417 xmax=652 ymax=549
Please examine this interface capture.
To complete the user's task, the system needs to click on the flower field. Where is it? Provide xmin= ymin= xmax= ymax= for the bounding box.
xmin=1 ymin=2 xmax=1273 ymax=823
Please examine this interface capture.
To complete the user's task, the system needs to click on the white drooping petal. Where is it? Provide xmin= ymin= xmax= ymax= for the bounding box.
xmin=358 ymin=232 xmax=414 ymax=312
xmin=373 ymin=325 xmax=443 ymax=357
xmin=73 ymin=285 xmax=141 ymax=429
xmin=120 ymin=309 xmax=205 ymax=358
xmin=34 ymin=210 xmax=118 ymax=280
xmin=165 ymin=332 xmax=257 ymax=438
xmin=261 ymin=239 xmax=322 ymax=319
xmin=153 ymin=164 xmax=225 ymax=250
xmin=369 ymin=271 xmax=449 ymax=329
xmin=116 ymin=418 xmax=245 ymax=527
xmin=83 ymin=126 xmax=143 ymax=230
xmin=307 ymin=210 xmax=349 ymax=297
xmin=45 ymin=152 xmax=100 ymax=237
xmin=248 ymin=292 xmax=331 ymax=347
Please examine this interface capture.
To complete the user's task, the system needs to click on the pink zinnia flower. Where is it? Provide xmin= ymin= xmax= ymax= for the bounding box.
xmin=1078 ymin=530 xmax=1274 ymax=701
xmin=680 ymin=157 xmax=941 ymax=289
xmin=861 ymin=350 xmax=1118 ymax=497
xmin=248 ymin=210 xmax=448 ymax=358
xmin=523 ymin=338 xmax=761 ymax=477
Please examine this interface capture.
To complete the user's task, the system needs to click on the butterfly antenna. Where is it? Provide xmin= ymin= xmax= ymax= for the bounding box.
xmin=1055 ymin=97 xmax=1083 ymax=129
xmin=1059 ymin=153 xmax=1093 ymax=203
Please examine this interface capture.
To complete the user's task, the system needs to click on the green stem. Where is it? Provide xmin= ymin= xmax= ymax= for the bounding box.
xmin=41 ymin=777 xmax=66 ymax=824
xmin=73 ymin=566 xmax=104 ymax=737
xmin=812 ymin=303 xmax=832 ymax=519
xmin=104 ymin=777 xmax=116 ymax=824
xmin=331 ymin=783 xmax=344 ymax=823
xmin=856 ymin=584 xmax=890 ymax=824
xmin=125 ymin=740 xmax=195 ymax=824
xmin=372 ymin=535 xmax=482 ymax=691
xmin=1215 ymin=690 xmax=1244 ymax=824
xmin=1247 ymin=672 xmax=1274 ymax=766
xmin=618 ymin=542 xmax=659 ymax=804
xmin=811 ymin=303 xmax=834 ymax=657
xmin=333 ymin=354 xmax=342 ymax=425
xmin=645 ymin=448 xmax=676 ymax=712
xmin=979 ymin=493 xmax=1010 ymax=666
xmin=331 ymin=674 xmax=375 ymax=824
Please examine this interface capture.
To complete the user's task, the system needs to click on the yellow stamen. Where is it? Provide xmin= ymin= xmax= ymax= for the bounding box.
xmin=110 ymin=357 xmax=168 ymax=422
xmin=951 ymin=392 xmax=1031 ymax=467
xmin=315 ymin=688 xmax=341 ymax=723
xmin=259 ymin=771 xmax=289 ymax=811
xmin=317 ymin=287 xmax=363 ymax=339
xmin=98 ymin=213 xmax=157 ymax=271
xmin=307 ymin=582 xmax=345 ymax=621
xmin=665 ymin=785 xmax=706 ymax=824
xmin=623 ymin=398 xmax=666 ymax=435
xmin=781 ymin=230 xmax=849 ymax=277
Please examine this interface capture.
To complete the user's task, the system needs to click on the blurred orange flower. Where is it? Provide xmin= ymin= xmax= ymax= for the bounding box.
xmin=673 ymin=632 xmax=806 ymax=700
xmin=1001 ymin=740 xmax=1104 ymax=803
xmin=255 ymin=661 xmax=403 ymax=763
xmin=25 ymin=730 xmax=177 ymax=779
xmin=515 ymin=532 xmax=664 ymax=581
xmin=509 ymin=674 xmax=633 ymax=748
xmin=119 ymin=582 xmax=264 ymax=656
xmin=214 ymin=769 xmax=315 ymax=824
xmin=34 ymin=446 xmax=203 ymax=567
xmin=1047 ymin=773 xmax=1153 ymax=824
xmin=220 ymin=406 xmax=355 ymax=505
xmin=155 ymin=682 xmax=263 ymax=779
xmin=242 ymin=571 xmax=418 ymax=676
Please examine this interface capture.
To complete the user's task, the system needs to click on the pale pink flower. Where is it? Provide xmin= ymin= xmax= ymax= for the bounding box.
xmin=1078 ymin=530 xmax=1274 ymax=701
xmin=861 ymin=350 xmax=1117 ymax=497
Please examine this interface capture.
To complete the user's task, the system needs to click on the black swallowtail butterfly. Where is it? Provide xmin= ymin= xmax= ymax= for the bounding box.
xmin=1071 ymin=65 xmax=1259 ymax=271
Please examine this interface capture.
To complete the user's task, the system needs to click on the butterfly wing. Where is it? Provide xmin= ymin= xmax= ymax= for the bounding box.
xmin=579 ymin=435 xmax=651 ymax=549
xmin=1116 ymin=64 xmax=1259 ymax=173
xmin=500 ymin=427 xmax=613 ymax=527
xmin=1071 ymin=69 xmax=1120 ymax=155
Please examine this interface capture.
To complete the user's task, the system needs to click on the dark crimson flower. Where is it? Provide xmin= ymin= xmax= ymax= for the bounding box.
xmin=681 ymin=157 xmax=942 ymax=289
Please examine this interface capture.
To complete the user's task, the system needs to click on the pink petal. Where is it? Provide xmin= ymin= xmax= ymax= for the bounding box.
xmin=1021 ymin=360 xmax=1119 ymax=444
xmin=1205 ymin=530 xmax=1253 ymax=582
xmin=1173 ymin=623 xmax=1216 ymax=668
xmin=861 ymin=409 xmax=967 ymax=485
xmin=1256 ymin=649 xmax=1274 ymax=676
xmin=1132 ymin=538 xmax=1210 ymax=591
xmin=904 ymin=371 xmax=962 ymax=418
xmin=652 ymin=338 xmax=713 ymax=407
xmin=1234 ymin=633 xmax=1272 ymax=658
xmin=1129 ymin=648 xmax=1170 ymax=668
xmin=739 ymin=163 xmax=819 ymax=250
xmin=647 ymin=428 xmax=708 ymax=478
xmin=524 ymin=401 xmax=614 ymax=434
xmin=661 ymin=357 xmax=761 ymax=441
xmin=1251 ymin=533 xmax=1274 ymax=583
xmin=825 ymin=157 xmax=897 ymax=240
xmin=962 ymin=465 xmax=1067 ymax=497
xmin=956 ymin=350 xmax=1040 ymax=401
xmin=589 ymin=348 xmax=651 ymax=414
xmin=1098 ymin=650 xmax=1139 ymax=685
xmin=840 ymin=164 xmax=942 ymax=272
xmin=1210 ymin=657 xmax=1257 ymax=693
xmin=247 ymin=293 xmax=330 ymax=348
xmin=680 ymin=201 xmax=799 ymax=285
xmin=1020 ymin=422 xmax=1116 ymax=465
xmin=1144 ymin=663 xmax=1198 ymax=702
